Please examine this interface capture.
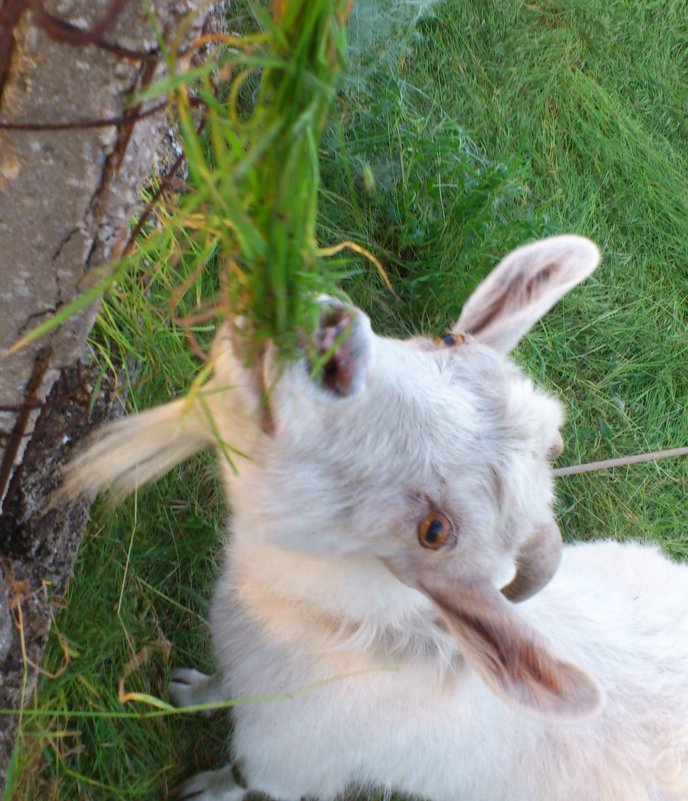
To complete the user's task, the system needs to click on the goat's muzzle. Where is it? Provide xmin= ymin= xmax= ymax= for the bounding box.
xmin=310 ymin=301 xmax=370 ymax=398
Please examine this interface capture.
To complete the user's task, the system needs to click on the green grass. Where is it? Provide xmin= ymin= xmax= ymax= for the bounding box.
xmin=6 ymin=0 xmax=688 ymax=798
xmin=405 ymin=0 xmax=688 ymax=554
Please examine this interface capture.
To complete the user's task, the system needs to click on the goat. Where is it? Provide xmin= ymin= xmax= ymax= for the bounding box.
xmin=67 ymin=236 xmax=688 ymax=801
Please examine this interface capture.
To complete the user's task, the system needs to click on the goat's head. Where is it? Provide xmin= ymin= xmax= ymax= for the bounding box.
xmin=220 ymin=235 xmax=602 ymax=719
xmin=67 ymin=235 xmax=602 ymax=721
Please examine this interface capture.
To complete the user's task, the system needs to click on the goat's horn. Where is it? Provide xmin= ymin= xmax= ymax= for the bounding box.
xmin=500 ymin=520 xmax=563 ymax=603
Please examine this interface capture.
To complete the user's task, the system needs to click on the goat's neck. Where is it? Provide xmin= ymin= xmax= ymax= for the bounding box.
xmin=231 ymin=537 xmax=458 ymax=664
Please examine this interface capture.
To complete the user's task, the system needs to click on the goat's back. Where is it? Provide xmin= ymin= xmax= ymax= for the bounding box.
xmin=211 ymin=539 xmax=688 ymax=801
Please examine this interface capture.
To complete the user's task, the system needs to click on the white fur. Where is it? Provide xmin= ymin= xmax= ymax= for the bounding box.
xmin=68 ymin=236 xmax=688 ymax=801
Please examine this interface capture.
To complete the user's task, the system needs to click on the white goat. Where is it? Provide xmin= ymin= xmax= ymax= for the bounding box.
xmin=68 ymin=236 xmax=688 ymax=801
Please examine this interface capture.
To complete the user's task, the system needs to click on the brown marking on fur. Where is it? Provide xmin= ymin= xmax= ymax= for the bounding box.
xmin=466 ymin=262 xmax=556 ymax=338
xmin=524 ymin=263 xmax=555 ymax=298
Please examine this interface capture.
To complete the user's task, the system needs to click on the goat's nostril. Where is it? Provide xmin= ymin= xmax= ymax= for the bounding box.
xmin=321 ymin=354 xmax=341 ymax=390
xmin=320 ymin=305 xmax=350 ymax=330
xmin=317 ymin=340 xmax=356 ymax=397
xmin=307 ymin=304 xmax=367 ymax=398
xmin=314 ymin=303 xmax=355 ymax=358
xmin=317 ymin=305 xmax=353 ymax=347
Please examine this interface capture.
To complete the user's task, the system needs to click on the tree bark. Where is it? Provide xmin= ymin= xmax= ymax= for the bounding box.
xmin=0 ymin=0 xmax=225 ymax=789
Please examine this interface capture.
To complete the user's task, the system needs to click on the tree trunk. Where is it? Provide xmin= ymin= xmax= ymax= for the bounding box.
xmin=0 ymin=1 xmax=225 ymax=789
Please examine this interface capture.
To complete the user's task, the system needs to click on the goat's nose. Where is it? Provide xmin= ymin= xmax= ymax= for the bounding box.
xmin=316 ymin=301 xmax=353 ymax=351
xmin=311 ymin=300 xmax=370 ymax=398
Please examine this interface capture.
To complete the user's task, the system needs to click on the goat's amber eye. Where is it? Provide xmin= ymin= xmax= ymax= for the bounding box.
xmin=418 ymin=512 xmax=454 ymax=550
xmin=434 ymin=333 xmax=464 ymax=348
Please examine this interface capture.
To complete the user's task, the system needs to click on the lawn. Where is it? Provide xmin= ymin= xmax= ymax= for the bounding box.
xmin=5 ymin=0 xmax=687 ymax=798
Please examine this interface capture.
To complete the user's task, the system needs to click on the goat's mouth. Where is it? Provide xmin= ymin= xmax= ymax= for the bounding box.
xmin=308 ymin=304 xmax=367 ymax=398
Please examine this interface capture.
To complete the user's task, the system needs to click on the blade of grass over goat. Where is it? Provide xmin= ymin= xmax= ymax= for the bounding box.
xmin=46 ymin=2 xmax=366 ymax=511
xmin=4 ymin=1 xmax=367 ymax=379
xmin=164 ymin=0 xmax=359 ymax=371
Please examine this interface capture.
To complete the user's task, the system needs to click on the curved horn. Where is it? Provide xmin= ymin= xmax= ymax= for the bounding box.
xmin=501 ymin=520 xmax=563 ymax=603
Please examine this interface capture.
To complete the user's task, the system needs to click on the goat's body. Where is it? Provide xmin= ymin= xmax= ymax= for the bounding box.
xmin=69 ymin=237 xmax=688 ymax=800
xmin=210 ymin=536 xmax=688 ymax=801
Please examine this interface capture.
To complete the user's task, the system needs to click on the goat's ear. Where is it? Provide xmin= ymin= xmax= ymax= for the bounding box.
xmin=61 ymin=326 xmax=259 ymax=501
xmin=61 ymin=398 xmax=214 ymax=500
xmin=454 ymin=235 xmax=600 ymax=353
xmin=419 ymin=577 xmax=603 ymax=720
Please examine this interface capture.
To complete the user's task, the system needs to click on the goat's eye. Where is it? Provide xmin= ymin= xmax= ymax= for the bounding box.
xmin=434 ymin=333 xmax=464 ymax=348
xmin=418 ymin=512 xmax=454 ymax=550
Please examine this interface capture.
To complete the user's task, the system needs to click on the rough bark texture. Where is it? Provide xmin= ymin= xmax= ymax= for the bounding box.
xmin=0 ymin=363 xmax=123 ymax=791
xmin=0 ymin=0 xmax=225 ymax=790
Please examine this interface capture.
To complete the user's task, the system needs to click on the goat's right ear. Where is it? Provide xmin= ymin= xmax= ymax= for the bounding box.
xmin=61 ymin=397 xmax=214 ymax=500
xmin=454 ymin=235 xmax=600 ymax=353
xmin=61 ymin=326 xmax=261 ymax=500
xmin=419 ymin=577 xmax=604 ymax=721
